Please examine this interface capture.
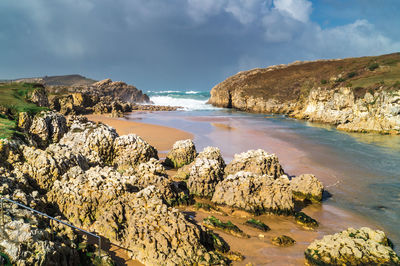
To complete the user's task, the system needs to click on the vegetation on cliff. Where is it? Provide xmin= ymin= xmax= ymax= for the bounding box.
xmin=208 ymin=53 xmax=400 ymax=134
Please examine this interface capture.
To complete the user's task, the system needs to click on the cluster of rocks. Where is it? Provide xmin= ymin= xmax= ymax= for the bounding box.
xmin=169 ymin=143 xmax=321 ymax=215
xmin=47 ymin=79 xmax=179 ymax=116
xmin=0 ymin=111 xmax=231 ymax=265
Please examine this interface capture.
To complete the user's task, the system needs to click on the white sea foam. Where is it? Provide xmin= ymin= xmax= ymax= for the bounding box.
xmin=149 ymin=96 xmax=219 ymax=111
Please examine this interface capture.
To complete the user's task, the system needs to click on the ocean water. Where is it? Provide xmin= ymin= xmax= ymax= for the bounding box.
xmin=142 ymin=89 xmax=400 ymax=250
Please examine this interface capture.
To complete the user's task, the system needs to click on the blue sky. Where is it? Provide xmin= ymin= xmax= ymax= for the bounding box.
xmin=0 ymin=0 xmax=399 ymax=91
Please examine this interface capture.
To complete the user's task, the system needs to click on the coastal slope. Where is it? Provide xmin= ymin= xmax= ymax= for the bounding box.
xmin=208 ymin=53 xmax=400 ymax=134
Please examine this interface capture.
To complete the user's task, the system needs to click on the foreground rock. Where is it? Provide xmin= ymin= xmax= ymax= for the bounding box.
xmin=305 ymin=227 xmax=400 ymax=265
xmin=271 ymin=235 xmax=296 ymax=247
xmin=212 ymin=171 xmax=294 ymax=214
xmin=165 ymin=139 xmax=197 ymax=168
xmin=224 ymin=149 xmax=284 ymax=178
xmin=187 ymin=157 xmax=224 ymax=198
xmin=291 ymin=174 xmax=324 ymax=202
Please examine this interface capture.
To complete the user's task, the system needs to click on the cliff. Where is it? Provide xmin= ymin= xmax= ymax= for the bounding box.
xmin=208 ymin=53 xmax=400 ymax=134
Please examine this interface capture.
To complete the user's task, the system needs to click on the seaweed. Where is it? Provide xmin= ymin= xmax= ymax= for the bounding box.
xmin=203 ymin=216 xmax=249 ymax=238
xmin=245 ymin=219 xmax=270 ymax=232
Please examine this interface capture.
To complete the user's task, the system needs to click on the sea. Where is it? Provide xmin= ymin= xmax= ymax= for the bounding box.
xmin=141 ymin=89 xmax=400 ymax=251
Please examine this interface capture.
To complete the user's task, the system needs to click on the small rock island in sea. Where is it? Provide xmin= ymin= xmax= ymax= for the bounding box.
xmin=1 ymin=53 xmax=400 ymax=266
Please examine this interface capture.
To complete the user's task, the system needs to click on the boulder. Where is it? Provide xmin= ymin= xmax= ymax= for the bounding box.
xmin=0 ymin=139 xmax=23 ymax=169
xmin=28 ymin=111 xmax=67 ymax=149
xmin=165 ymin=139 xmax=197 ymax=168
xmin=212 ymin=171 xmax=294 ymax=214
xmin=271 ymin=235 xmax=296 ymax=247
xmin=291 ymin=174 xmax=324 ymax=202
xmin=224 ymin=149 xmax=284 ymax=178
xmin=198 ymin=146 xmax=226 ymax=168
xmin=305 ymin=227 xmax=400 ymax=265
xmin=59 ymin=118 xmax=118 ymax=165
xmin=187 ymin=157 xmax=224 ymax=198
xmin=113 ymin=134 xmax=158 ymax=171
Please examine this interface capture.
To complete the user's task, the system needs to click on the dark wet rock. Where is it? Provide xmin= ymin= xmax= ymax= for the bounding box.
xmin=271 ymin=235 xmax=296 ymax=247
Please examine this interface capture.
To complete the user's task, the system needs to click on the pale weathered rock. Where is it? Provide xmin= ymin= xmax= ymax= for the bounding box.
xmin=187 ymin=157 xmax=224 ymax=198
xmin=198 ymin=146 xmax=226 ymax=168
xmin=224 ymin=149 xmax=284 ymax=178
xmin=0 ymin=139 xmax=23 ymax=169
xmin=59 ymin=119 xmax=117 ymax=165
xmin=165 ymin=139 xmax=197 ymax=168
xmin=291 ymin=174 xmax=324 ymax=202
xmin=16 ymin=144 xmax=89 ymax=190
xmin=17 ymin=112 xmax=32 ymax=131
xmin=212 ymin=172 xmax=294 ymax=214
xmin=113 ymin=134 xmax=158 ymax=171
xmin=305 ymin=227 xmax=400 ymax=265
xmin=29 ymin=111 xmax=67 ymax=148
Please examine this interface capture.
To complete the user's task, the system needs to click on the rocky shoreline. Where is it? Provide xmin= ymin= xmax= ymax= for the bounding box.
xmin=1 ymin=109 xmax=399 ymax=265
xmin=208 ymin=53 xmax=400 ymax=135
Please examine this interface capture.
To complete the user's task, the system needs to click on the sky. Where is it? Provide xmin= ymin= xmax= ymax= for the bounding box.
xmin=0 ymin=0 xmax=399 ymax=91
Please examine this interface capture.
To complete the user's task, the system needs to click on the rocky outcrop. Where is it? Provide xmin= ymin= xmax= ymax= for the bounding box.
xmin=165 ymin=139 xmax=197 ymax=168
xmin=224 ymin=149 xmax=284 ymax=178
xmin=29 ymin=86 xmax=49 ymax=107
xmin=291 ymin=174 xmax=324 ymax=202
xmin=59 ymin=118 xmax=118 ymax=165
xmin=26 ymin=111 xmax=67 ymax=148
xmin=208 ymin=53 xmax=400 ymax=134
xmin=212 ymin=171 xmax=294 ymax=214
xmin=187 ymin=157 xmax=224 ymax=198
xmin=113 ymin=134 xmax=158 ymax=171
xmin=305 ymin=227 xmax=400 ymax=265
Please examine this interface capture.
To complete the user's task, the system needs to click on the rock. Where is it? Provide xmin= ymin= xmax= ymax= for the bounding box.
xmin=245 ymin=219 xmax=270 ymax=232
xmin=198 ymin=146 xmax=226 ymax=168
xmin=224 ymin=149 xmax=284 ymax=178
xmin=212 ymin=172 xmax=294 ymax=214
xmin=18 ymin=112 xmax=32 ymax=131
xmin=113 ymin=134 xmax=158 ymax=171
xmin=203 ymin=216 xmax=249 ymax=238
xmin=17 ymin=144 xmax=89 ymax=190
xmin=59 ymin=119 xmax=118 ymax=165
xmin=28 ymin=111 xmax=67 ymax=148
xmin=271 ymin=235 xmax=296 ymax=247
xmin=305 ymin=227 xmax=400 ymax=265
xmin=174 ymin=163 xmax=192 ymax=180
xmin=291 ymin=174 xmax=324 ymax=202
xmin=294 ymin=212 xmax=319 ymax=229
xmin=165 ymin=139 xmax=197 ymax=168
xmin=0 ymin=139 xmax=23 ymax=169
xmin=187 ymin=157 xmax=224 ymax=198
xmin=29 ymin=86 xmax=49 ymax=107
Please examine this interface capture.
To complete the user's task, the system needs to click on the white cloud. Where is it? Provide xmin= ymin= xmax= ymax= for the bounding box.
xmin=273 ymin=0 xmax=312 ymax=23
xmin=186 ymin=0 xmax=226 ymax=23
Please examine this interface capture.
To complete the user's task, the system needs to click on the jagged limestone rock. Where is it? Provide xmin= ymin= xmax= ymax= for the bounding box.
xmin=305 ymin=227 xmax=400 ymax=265
xmin=112 ymin=134 xmax=158 ymax=171
xmin=28 ymin=111 xmax=67 ymax=149
xmin=165 ymin=139 xmax=197 ymax=168
xmin=291 ymin=174 xmax=324 ymax=202
xmin=224 ymin=149 xmax=284 ymax=178
xmin=187 ymin=157 xmax=224 ymax=198
xmin=212 ymin=171 xmax=294 ymax=214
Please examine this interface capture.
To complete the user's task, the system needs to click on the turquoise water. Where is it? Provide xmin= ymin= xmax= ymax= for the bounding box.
xmin=139 ymin=90 xmax=400 ymax=250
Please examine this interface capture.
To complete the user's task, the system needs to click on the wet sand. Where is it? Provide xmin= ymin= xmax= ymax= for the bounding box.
xmin=85 ymin=114 xmax=193 ymax=158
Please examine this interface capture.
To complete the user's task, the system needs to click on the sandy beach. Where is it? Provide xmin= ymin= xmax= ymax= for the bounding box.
xmin=85 ymin=114 xmax=193 ymax=158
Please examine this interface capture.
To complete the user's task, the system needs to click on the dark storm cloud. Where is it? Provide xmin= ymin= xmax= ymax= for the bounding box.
xmin=0 ymin=0 xmax=399 ymax=90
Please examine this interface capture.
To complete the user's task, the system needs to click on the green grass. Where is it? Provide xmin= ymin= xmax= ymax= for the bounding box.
xmin=0 ymin=82 xmax=47 ymax=116
xmin=0 ymin=82 xmax=48 ymax=140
